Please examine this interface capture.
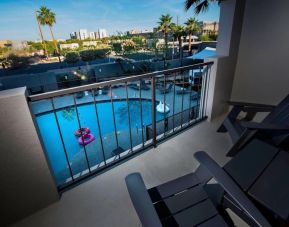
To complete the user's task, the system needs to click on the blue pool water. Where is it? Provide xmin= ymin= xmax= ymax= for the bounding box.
xmin=36 ymin=99 xmax=164 ymax=186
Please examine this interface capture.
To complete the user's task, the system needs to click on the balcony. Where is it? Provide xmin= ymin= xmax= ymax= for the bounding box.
xmin=1 ymin=0 xmax=289 ymax=226
xmin=13 ymin=116 xmax=249 ymax=227
xmin=29 ymin=62 xmax=213 ymax=191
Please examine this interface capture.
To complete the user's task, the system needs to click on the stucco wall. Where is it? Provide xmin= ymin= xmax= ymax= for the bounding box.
xmin=231 ymin=0 xmax=289 ymax=104
xmin=0 ymin=87 xmax=59 ymax=226
xmin=205 ymin=0 xmax=246 ymax=120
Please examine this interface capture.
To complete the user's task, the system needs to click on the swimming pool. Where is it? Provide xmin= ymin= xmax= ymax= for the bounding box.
xmin=36 ymin=99 xmax=165 ymax=186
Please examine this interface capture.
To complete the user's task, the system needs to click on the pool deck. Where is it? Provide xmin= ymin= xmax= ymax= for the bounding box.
xmin=30 ymin=77 xmax=200 ymax=117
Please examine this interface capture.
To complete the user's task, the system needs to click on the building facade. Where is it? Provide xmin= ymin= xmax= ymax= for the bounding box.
xmin=98 ymin=29 xmax=108 ymax=38
xmin=70 ymin=32 xmax=80 ymax=40
xmin=79 ymin=29 xmax=89 ymax=40
xmin=83 ymin=41 xmax=98 ymax=47
xmin=59 ymin=43 xmax=79 ymax=50
xmin=201 ymin=21 xmax=219 ymax=35
xmin=0 ymin=40 xmax=12 ymax=48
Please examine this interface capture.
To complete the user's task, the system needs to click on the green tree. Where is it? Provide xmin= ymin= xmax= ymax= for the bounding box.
xmin=157 ymin=14 xmax=173 ymax=59
xmin=37 ymin=6 xmax=60 ymax=61
xmin=185 ymin=17 xmax=201 ymax=55
xmin=65 ymin=52 xmax=80 ymax=65
xmin=112 ymin=43 xmax=123 ymax=55
xmin=5 ymin=53 xmax=30 ymax=69
xmin=185 ymin=0 xmax=223 ymax=14
xmin=171 ymin=24 xmax=186 ymax=59
xmin=132 ymin=36 xmax=145 ymax=50
xmin=200 ymin=34 xmax=211 ymax=41
xmin=35 ymin=11 xmax=48 ymax=57
xmin=93 ymin=48 xmax=110 ymax=58
xmin=80 ymin=49 xmax=96 ymax=62
xmin=123 ymin=40 xmax=135 ymax=54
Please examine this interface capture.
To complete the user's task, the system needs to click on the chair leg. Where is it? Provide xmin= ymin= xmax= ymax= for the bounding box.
xmin=226 ymin=129 xmax=256 ymax=157
xmin=217 ymin=124 xmax=228 ymax=133
xmin=222 ymin=194 xmax=259 ymax=227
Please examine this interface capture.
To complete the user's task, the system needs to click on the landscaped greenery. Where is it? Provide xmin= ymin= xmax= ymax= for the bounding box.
xmin=185 ymin=17 xmax=201 ymax=54
xmin=0 ymin=3 xmax=219 ymax=70
xmin=185 ymin=0 xmax=223 ymax=14
xmin=65 ymin=51 xmax=80 ymax=65
xmin=37 ymin=6 xmax=60 ymax=60
xmin=157 ymin=14 xmax=173 ymax=59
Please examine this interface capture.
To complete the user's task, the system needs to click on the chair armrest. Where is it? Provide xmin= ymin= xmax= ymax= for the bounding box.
xmin=228 ymin=101 xmax=275 ymax=109
xmin=125 ymin=173 xmax=162 ymax=227
xmin=194 ymin=151 xmax=271 ymax=227
xmin=240 ymin=121 xmax=289 ymax=131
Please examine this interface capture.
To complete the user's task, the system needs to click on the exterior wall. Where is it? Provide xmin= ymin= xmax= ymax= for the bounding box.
xmin=206 ymin=0 xmax=246 ymax=120
xmin=231 ymin=0 xmax=289 ymax=104
xmin=0 ymin=87 xmax=59 ymax=226
xmin=202 ymin=21 xmax=219 ymax=35
xmin=0 ymin=40 xmax=12 ymax=48
xmin=59 ymin=43 xmax=79 ymax=50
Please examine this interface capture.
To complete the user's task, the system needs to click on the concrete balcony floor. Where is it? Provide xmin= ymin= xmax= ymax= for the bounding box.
xmin=12 ymin=116 xmax=247 ymax=227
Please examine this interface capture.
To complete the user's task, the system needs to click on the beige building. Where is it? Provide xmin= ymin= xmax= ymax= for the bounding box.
xmin=0 ymin=40 xmax=12 ymax=48
xmin=83 ymin=41 xmax=98 ymax=47
xmin=202 ymin=21 xmax=219 ymax=35
xmin=59 ymin=43 xmax=79 ymax=50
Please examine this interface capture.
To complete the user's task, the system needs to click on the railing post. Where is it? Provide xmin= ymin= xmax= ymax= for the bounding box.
xmin=151 ymin=76 xmax=157 ymax=147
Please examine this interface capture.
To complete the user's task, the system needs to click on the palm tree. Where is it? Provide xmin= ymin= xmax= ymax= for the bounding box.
xmin=37 ymin=6 xmax=60 ymax=61
xmin=185 ymin=17 xmax=201 ymax=55
xmin=184 ymin=0 xmax=223 ymax=14
xmin=157 ymin=14 xmax=173 ymax=59
xmin=35 ymin=11 xmax=48 ymax=58
xmin=171 ymin=24 xmax=186 ymax=60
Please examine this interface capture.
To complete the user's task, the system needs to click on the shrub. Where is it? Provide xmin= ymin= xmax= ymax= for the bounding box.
xmin=79 ymin=49 xmax=96 ymax=62
xmin=65 ymin=51 xmax=80 ymax=64
xmin=93 ymin=48 xmax=110 ymax=58
xmin=123 ymin=40 xmax=135 ymax=53
xmin=112 ymin=43 xmax=122 ymax=55
xmin=5 ymin=53 xmax=30 ymax=69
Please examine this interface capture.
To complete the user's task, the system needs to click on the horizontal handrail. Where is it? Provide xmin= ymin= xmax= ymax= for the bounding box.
xmin=28 ymin=62 xmax=213 ymax=101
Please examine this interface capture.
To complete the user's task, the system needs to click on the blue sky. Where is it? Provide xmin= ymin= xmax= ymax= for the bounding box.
xmin=0 ymin=0 xmax=220 ymax=41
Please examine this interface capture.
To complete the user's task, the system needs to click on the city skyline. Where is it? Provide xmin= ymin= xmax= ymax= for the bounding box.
xmin=0 ymin=0 xmax=220 ymax=41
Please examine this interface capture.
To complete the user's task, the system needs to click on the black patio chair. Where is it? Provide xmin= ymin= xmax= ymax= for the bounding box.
xmin=176 ymin=87 xmax=191 ymax=95
xmin=129 ymin=80 xmax=150 ymax=91
xmin=126 ymin=143 xmax=272 ymax=226
xmin=218 ymin=138 xmax=289 ymax=226
xmin=217 ymin=94 xmax=289 ymax=156
xmin=75 ymin=91 xmax=84 ymax=99
xmin=158 ymin=83 xmax=173 ymax=94
xmin=99 ymin=86 xmax=109 ymax=95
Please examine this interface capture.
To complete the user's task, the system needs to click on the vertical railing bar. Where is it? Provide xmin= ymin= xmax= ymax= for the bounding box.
xmin=139 ymin=80 xmax=145 ymax=147
xmin=197 ymin=66 xmax=202 ymax=119
xmin=188 ymin=67 xmax=194 ymax=123
xmin=200 ymin=65 xmax=206 ymax=118
xmin=163 ymin=73 xmax=166 ymax=136
xmin=204 ymin=65 xmax=211 ymax=116
xmin=92 ymin=89 xmax=106 ymax=166
xmin=172 ymin=73 xmax=176 ymax=132
xmin=180 ymin=70 xmax=185 ymax=128
xmin=51 ymin=98 xmax=74 ymax=182
xmin=151 ymin=76 xmax=157 ymax=147
xmin=73 ymin=94 xmax=91 ymax=173
xmin=110 ymin=85 xmax=120 ymax=158
xmin=202 ymin=65 xmax=209 ymax=118
xmin=125 ymin=82 xmax=133 ymax=152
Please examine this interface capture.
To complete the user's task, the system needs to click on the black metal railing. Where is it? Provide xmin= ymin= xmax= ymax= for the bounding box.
xmin=28 ymin=62 xmax=213 ymax=191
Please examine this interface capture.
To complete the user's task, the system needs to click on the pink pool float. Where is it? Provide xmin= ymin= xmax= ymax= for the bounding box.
xmin=78 ymin=133 xmax=95 ymax=146
xmin=74 ymin=127 xmax=90 ymax=137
